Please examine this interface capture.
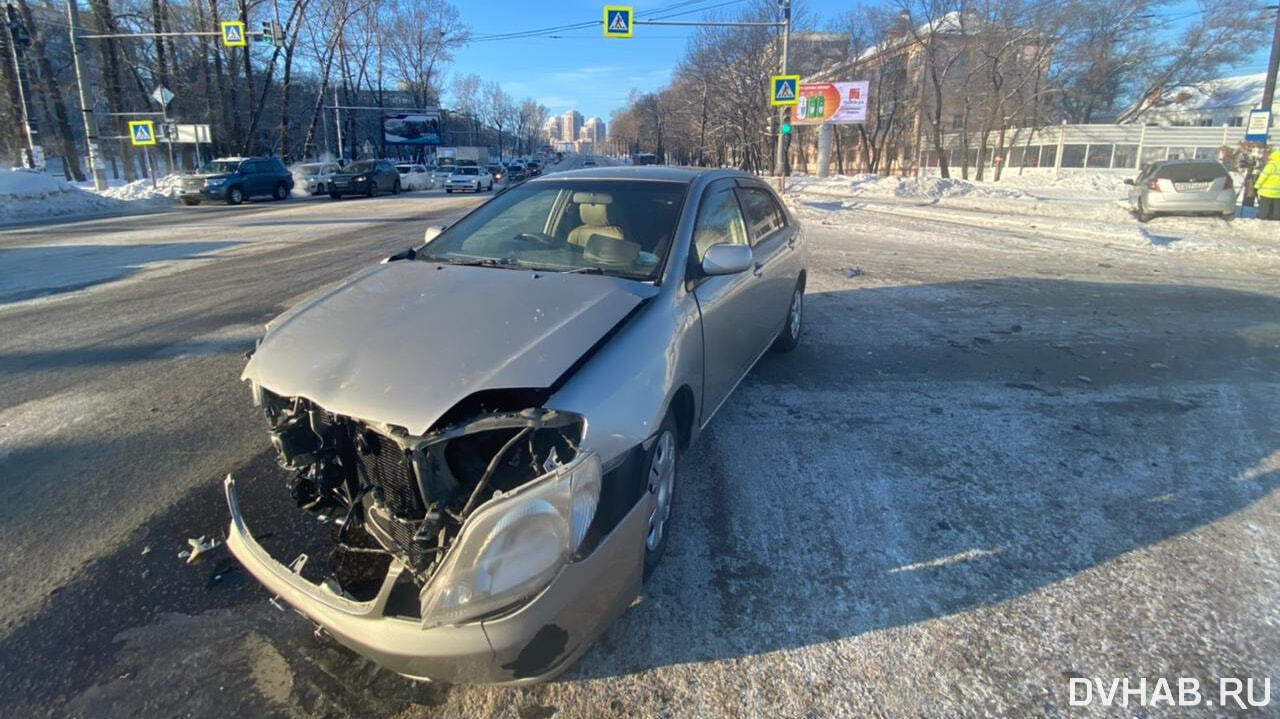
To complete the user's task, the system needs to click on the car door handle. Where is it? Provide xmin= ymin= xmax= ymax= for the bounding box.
xmin=753 ymin=262 xmax=764 ymax=277
xmin=787 ymin=235 xmax=796 ymax=249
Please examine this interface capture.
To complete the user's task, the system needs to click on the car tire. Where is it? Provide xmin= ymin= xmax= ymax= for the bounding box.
xmin=329 ymin=193 xmax=342 ymax=200
xmin=180 ymin=198 xmax=200 ymax=206
xmin=772 ymin=278 xmax=805 ymax=353
xmin=488 ymin=181 xmax=493 ymax=191
xmin=1221 ymin=212 xmax=1235 ymax=221
xmin=272 ymin=182 xmax=288 ymax=201
xmin=227 ymin=186 xmax=244 ymax=205
xmin=446 ymin=189 xmax=453 ymax=193
xmin=366 ymin=182 xmax=377 ymax=198
xmin=642 ymin=413 xmax=679 ymax=581
xmin=392 ymin=179 xmax=401 ymax=195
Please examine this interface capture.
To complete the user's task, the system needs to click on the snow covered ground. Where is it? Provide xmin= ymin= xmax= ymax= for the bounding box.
xmin=786 ymin=172 xmax=1279 ymax=267
xmin=0 ymin=168 xmax=175 ymax=225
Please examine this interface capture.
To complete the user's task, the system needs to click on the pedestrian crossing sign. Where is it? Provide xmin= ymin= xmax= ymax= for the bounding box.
xmin=771 ymin=75 xmax=800 ymax=106
xmin=603 ymin=5 xmax=633 ymax=38
xmin=128 ymin=120 xmax=157 ymax=146
xmin=221 ymin=20 xmax=246 ymax=47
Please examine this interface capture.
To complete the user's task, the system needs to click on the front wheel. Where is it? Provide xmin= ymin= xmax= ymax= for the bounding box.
xmin=772 ymin=280 xmax=804 ymax=353
xmin=226 ymin=186 xmax=244 ymax=205
xmin=366 ymin=182 xmax=377 ymax=198
xmin=180 ymin=198 xmax=200 ymax=206
xmin=329 ymin=192 xmax=342 ymax=200
xmin=643 ymin=414 xmax=679 ymax=580
xmin=445 ymin=188 xmax=453 ymax=193
xmin=487 ymin=181 xmax=493 ymax=191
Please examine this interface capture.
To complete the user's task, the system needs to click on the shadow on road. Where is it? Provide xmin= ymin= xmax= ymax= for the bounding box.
xmin=0 ymin=278 xmax=1276 ymax=717
xmin=0 ymin=242 xmax=241 ymax=305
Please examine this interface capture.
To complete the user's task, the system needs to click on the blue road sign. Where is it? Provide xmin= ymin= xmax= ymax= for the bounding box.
xmin=771 ymin=75 xmax=800 ymax=106
xmin=128 ymin=120 xmax=156 ymax=146
xmin=604 ymin=5 xmax=633 ymax=38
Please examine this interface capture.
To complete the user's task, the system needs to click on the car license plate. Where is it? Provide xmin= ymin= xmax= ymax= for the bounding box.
xmin=1175 ymin=182 xmax=1210 ymax=191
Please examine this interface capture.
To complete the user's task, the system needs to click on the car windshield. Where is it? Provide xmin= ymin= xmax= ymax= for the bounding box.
xmin=344 ymin=161 xmax=374 ymax=174
xmin=455 ymin=167 xmax=479 ymax=176
xmin=418 ymin=180 xmax=687 ymax=281
xmin=199 ymin=160 xmax=240 ymax=174
xmin=298 ymin=164 xmax=328 ymax=175
xmin=396 ymin=165 xmax=412 ymax=173
xmin=439 ymin=166 xmax=456 ymax=174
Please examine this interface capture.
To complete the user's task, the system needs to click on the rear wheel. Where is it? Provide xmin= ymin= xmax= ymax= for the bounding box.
xmin=392 ymin=179 xmax=401 ymax=195
xmin=227 ymin=186 xmax=244 ymax=205
xmin=272 ymin=182 xmax=288 ymax=201
xmin=1136 ymin=199 xmax=1154 ymax=223
xmin=180 ymin=198 xmax=200 ymax=206
xmin=643 ymin=414 xmax=679 ymax=580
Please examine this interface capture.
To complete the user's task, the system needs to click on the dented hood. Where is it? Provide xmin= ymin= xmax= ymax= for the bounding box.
xmin=243 ymin=261 xmax=656 ymax=435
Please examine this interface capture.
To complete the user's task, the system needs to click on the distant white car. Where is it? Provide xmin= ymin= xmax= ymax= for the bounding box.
xmin=396 ymin=163 xmax=433 ymax=191
xmin=292 ymin=162 xmax=341 ymax=195
xmin=432 ymin=165 xmax=456 ymax=182
xmin=444 ymin=166 xmax=493 ymax=193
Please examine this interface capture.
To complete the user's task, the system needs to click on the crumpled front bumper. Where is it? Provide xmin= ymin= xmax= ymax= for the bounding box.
xmin=223 ymin=473 xmax=647 ymax=684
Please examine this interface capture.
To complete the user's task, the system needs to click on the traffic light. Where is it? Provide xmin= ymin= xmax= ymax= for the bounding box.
xmin=260 ymin=20 xmax=284 ymax=46
xmin=260 ymin=21 xmax=272 ymax=44
xmin=781 ymin=107 xmax=792 ymax=135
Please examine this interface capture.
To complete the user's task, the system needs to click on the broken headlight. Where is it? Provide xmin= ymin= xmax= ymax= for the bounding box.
xmin=418 ymin=452 xmax=601 ymax=629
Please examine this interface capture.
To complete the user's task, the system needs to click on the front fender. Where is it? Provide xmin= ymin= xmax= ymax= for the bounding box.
xmin=546 ymin=291 xmax=702 ymax=468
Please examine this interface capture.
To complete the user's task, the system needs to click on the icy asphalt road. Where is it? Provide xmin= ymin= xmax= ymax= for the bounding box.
xmin=1 ymin=181 xmax=1279 ymax=718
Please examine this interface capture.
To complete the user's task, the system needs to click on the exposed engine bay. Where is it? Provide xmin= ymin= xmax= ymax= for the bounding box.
xmin=253 ymin=385 xmax=586 ymax=600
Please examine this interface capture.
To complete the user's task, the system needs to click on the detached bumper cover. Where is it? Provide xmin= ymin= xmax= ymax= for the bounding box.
xmin=223 ymin=473 xmax=647 ymax=684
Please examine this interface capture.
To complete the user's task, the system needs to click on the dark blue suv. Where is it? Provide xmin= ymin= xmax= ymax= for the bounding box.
xmin=178 ymin=157 xmax=294 ymax=205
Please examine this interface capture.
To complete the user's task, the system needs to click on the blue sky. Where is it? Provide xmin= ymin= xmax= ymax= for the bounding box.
xmin=446 ymin=0 xmax=1273 ymax=122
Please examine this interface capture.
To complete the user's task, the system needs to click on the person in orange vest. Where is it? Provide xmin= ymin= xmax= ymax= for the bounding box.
xmin=1254 ymin=148 xmax=1280 ymax=220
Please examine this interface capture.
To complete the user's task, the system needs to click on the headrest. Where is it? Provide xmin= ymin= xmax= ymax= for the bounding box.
xmin=571 ymin=191 xmax=613 ymax=204
xmin=579 ymin=202 xmax=611 ymax=226
xmin=583 ymin=235 xmax=640 ymax=266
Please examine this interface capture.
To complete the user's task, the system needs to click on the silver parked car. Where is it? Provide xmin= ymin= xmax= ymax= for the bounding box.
xmin=1125 ymin=159 xmax=1237 ymax=222
xmin=224 ymin=167 xmax=807 ymax=684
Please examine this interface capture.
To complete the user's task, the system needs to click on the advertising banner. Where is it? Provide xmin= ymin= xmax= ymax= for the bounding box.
xmin=794 ymin=81 xmax=870 ymax=125
xmin=383 ymin=112 xmax=442 ymax=145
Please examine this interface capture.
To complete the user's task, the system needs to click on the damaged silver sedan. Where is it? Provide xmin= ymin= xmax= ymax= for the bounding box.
xmin=225 ymin=167 xmax=806 ymax=683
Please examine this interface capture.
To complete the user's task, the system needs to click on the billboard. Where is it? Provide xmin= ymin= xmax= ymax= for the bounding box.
xmin=383 ymin=112 xmax=441 ymax=145
xmin=794 ymin=81 xmax=870 ymax=125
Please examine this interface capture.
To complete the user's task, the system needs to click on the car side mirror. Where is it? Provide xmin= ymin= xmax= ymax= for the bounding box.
xmin=701 ymin=243 xmax=754 ymax=276
xmin=423 ymin=225 xmax=447 ymax=244
xmin=1123 ymin=178 xmax=1134 ymax=185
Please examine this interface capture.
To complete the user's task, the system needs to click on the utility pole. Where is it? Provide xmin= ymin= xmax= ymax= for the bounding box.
xmin=333 ymin=85 xmax=343 ymax=161
xmin=1262 ymin=4 xmax=1280 ymax=116
xmin=772 ymin=0 xmax=791 ymax=185
xmin=5 ymin=1 xmax=40 ymax=168
xmin=66 ymin=0 xmax=107 ymax=189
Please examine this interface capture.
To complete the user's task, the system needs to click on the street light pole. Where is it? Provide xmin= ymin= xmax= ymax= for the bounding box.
xmin=5 ymin=1 xmax=40 ymax=168
xmin=66 ymin=0 xmax=107 ymax=188
xmin=772 ymin=0 xmax=791 ymax=190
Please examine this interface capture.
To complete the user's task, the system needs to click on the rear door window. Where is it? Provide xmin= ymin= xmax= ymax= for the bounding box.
xmin=736 ymin=186 xmax=786 ymax=245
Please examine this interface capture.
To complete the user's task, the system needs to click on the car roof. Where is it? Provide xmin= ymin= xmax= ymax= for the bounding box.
xmin=527 ymin=166 xmax=749 ymax=184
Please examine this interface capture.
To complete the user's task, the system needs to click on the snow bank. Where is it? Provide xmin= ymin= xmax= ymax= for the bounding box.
xmin=95 ymin=174 xmax=184 ymax=201
xmin=0 ymin=168 xmax=174 ymax=225
xmin=793 ymin=173 xmax=1034 ymax=202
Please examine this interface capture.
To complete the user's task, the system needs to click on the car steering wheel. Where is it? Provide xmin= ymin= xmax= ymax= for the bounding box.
xmin=512 ymin=232 xmax=558 ymax=248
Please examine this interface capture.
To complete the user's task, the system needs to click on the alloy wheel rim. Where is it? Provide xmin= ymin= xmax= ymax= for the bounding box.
xmin=646 ymin=430 xmax=676 ymax=552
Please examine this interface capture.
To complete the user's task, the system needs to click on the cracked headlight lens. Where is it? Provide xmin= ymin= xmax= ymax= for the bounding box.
xmin=205 ymin=178 xmax=226 ymax=187
xmin=418 ymin=452 xmax=601 ymax=629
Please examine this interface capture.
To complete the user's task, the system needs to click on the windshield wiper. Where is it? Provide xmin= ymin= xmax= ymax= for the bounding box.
xmin=560 ymin=266 xmax=604 ymax=275
xmin=421 ymin=256 xmax=525 ymax=269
